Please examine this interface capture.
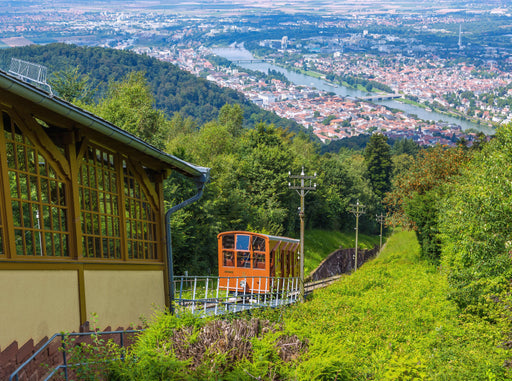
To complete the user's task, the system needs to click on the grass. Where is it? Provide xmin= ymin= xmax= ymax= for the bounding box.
xmin=285 ymin=230 xmax=511 ymax=380
xmin=304 ymin=229 xmax=380 ymax=276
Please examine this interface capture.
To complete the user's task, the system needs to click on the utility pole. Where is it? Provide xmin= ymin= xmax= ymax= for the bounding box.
xmin=349 ymin=200 xmax=365 ymax=271
xmin=289 ymin=167 xmax=316 ymax=302
xmin=376 ymin=213 xmax=386 ymax=251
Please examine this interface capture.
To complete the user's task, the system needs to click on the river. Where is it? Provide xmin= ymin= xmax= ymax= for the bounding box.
xmin=212 ymin=47 xmax=493 ymax=134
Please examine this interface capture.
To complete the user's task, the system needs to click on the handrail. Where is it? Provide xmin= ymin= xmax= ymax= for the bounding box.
xmin=9 ymin=329 xmax=142 ymax=381
xmin=173 ymin=275 xmax=301 ymax=317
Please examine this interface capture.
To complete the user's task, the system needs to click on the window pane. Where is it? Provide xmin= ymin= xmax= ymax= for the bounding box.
xmin=222 ymin=234 xmax=234 ymax=249
xmin=223 ymin=251 xmax=234 ymax=267
xmin=252 ymin=236 xmax=266 ymax=252
xmin=79 ymin=144 xmax=121 ymax=259
xmin=3 ymin=113 xmax=70 ymax=257
xmin=123 ymin=163 xmax=158 ymax=260
xmin=253 ymin=253 xmax=266 ymax=269
xmin=236 ymin=252 xmax=251 ymax=268
xmin=236 ymin=235 xmax=250 ymax=251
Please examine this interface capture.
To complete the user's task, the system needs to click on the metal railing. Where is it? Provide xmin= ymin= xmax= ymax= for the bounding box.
xmin=173 ymin=275 xmax=301 ymax=316
xmin=9 ymin=329 xmax=141 ymax=381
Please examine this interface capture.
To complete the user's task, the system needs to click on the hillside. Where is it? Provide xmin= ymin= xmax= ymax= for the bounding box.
xmin=78 ymin=230 xmax=510 ymax=380
xmin=304 ymin=229 xmax=380 ymax=276
xmin=0 ymin=43 xmax=306 ymax=134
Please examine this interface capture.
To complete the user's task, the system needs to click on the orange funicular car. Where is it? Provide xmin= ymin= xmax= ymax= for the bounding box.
xmin=218 ymin=231 xmax=300 ymax=293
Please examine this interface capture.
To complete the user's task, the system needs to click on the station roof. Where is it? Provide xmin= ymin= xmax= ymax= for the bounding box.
xmin=0 ymin=68 xmax=209 ymax=181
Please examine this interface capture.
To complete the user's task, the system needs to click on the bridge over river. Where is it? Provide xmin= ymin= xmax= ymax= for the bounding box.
xmin=357 ymin=93 xmax=402 ymax=102
xmin=231 ymin=58 xmax=275 ymax=64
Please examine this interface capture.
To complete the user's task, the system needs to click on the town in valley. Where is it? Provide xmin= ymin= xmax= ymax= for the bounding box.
xmin=2 ymin=0 xmax=512 ymax=146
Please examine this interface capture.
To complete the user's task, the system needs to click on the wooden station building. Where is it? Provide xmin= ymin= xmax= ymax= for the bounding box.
xmin=0 ymin=68 xmax=209 ymax=353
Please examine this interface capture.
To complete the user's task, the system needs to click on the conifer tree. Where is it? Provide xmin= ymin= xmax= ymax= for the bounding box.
xmin=364 ymin=133 xmax=392 ymax=201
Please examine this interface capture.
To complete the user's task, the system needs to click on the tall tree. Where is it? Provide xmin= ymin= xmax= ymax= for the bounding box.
xmin=49 ymin=66 xmax=97 ymax=104
xmin=218 ymin=103 xmax=243 ymax=137
xmin=364 ymin=133 xmax=392 ymax=201
xmin=89 ymin=71 xmax=171 ymax=150
xmin=385 ymin=146 xmax=470 ymax=261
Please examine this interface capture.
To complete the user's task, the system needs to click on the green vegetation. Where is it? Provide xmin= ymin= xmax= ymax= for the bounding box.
xmin=385 ymin=146 xmax=471 ymax=261
xmin=88 ymin=71 xmax=172 ymax=150
xmin=81 ymin=231 xmax=510 ymax=380
xmin=382 ymin=130 xmax=512 ymax=375
xmin=440 ymin=123 xmax=512 ymax=310
xmin=325 ymin=73 xmax=393 ymax=94
xmin=364 ymin=133 xmax=392 ymax=201
xmin=285 ymin=230 xmax=510 ymax=380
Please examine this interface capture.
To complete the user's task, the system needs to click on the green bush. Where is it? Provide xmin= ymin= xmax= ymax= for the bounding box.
xmin=440 ymin=124 xmax=512 ymax=310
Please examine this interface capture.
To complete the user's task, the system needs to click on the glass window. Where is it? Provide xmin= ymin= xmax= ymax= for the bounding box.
xmin=79 ymin=146 xmax=121 ymax=259
xmin=123 ymin=162 xmax=158 ymax=260
xmin=252 ymin=236 xmax=266 ymax=252
xmin=253 ymin=253 xmax=266 ymax=269
xmin=236 ymin=251 xmax=251 ymax=268
xmin=222 ymin=234 xmax=234 ymax=249
xmin=3 ymin=112 xmax=69 ymax=257
xmin=236 ymin=235 xmax=250 ymax=251
xmin=223 ymin=250 xmax=234 ymax=267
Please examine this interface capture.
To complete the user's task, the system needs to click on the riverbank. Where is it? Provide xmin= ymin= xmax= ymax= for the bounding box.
xmin=398 ymin=97 xmax=494 ymax=131
xmin=212 ymin=46 xmax=492 ymax=134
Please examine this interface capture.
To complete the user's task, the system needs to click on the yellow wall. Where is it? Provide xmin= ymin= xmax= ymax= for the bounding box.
xmin=84 ymin=270 xmax=165 ymax=330
xmin=0 ymin=270 xmax=80 ymax=349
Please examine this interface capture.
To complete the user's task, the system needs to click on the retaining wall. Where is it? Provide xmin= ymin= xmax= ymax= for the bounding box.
xmin=308 ymin=246 xmax=379 ymax=282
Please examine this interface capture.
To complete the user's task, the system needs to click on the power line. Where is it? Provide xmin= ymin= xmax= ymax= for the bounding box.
xmin=349 ymin=199 xmax=365 ymax=271
xmin=289 ymin=166 xmax=316 ymax=302
xmin=376 ymin=212 xmax=386 ymax=251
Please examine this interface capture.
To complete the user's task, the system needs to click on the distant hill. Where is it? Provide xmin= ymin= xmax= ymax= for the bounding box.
xmin=0 ymin=43 xmax=307 ymax=135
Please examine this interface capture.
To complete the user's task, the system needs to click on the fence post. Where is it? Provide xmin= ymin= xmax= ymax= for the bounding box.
xmin=61 ymin=333 xmax=69 ymax=381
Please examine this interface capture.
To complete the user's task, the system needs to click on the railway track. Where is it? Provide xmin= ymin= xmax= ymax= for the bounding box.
xmin=304 ymin=275 xmax=344 ymax=294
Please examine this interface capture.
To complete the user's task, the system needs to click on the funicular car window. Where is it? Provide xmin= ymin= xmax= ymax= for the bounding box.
xmin=223 ymin=250 xmax=234 ymax=266
xmin=252 ymin=235 xmax=266 ymax=269
xmin=236 ymin=234 xmax=250 ymax=251
xmin=228 ymin=234 xmax=251 ymax=268
xmin=253 ymin=253 xmax=266 ymax=269
xmin=252 ymin=236 xmax=265 ymax=252
xmin=222 ymin=234 xmax=234 ymax=249
xmin=237 ymin=251 xmax=251 ymax=268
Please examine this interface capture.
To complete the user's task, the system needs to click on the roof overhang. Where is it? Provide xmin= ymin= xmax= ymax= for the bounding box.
xmin=0 ymin=69 xmax=209 ymax=181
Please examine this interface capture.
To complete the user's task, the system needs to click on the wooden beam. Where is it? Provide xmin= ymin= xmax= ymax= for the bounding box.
xmin=76 ymin=135 xmax=90 ymax=164
xmin=8 ymin=108 xmax=71 ymax=181
xmin=126 ymin=158 xmax=160 ymax=213
xmin=66 ymin=132 xmax=83 ymax=260
xmin=0 ymin=107 xmax=16 ymax=259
